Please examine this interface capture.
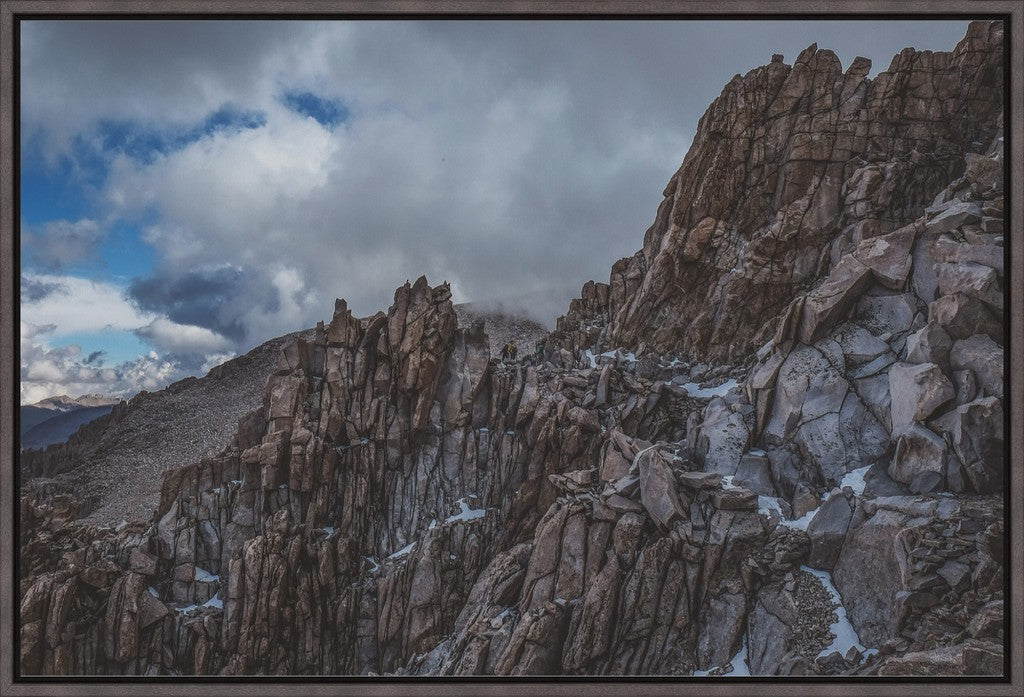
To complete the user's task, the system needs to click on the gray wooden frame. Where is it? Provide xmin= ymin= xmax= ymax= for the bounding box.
xmin=1 ymin=1 xmax=1020 ymax=695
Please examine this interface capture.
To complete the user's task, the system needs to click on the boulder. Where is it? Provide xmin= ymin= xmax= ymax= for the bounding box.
xmin=833 ymin=508 xmax=914 ymax=647
xmin=805 ymin=493 xmax=854 ymax=569
xmin=904 ymin=322 xmax=952 ymax=369
xmin=888 ymin=362 xmax=954 ymax=434
xmin=935 ymin=262 xmax=1003 ymax=310
xmin=851 ymin=223 xmax=917 ymax=289
xmin=949 ymin=334 xmax=1003 ymax=398
xmin=928 ymin=292 xmax=1001 ymax=342
xmin=733 ymin=453 xmax=776 ymax=496
xmin=889 ymin=424 xmax=948 ymax=494
xmin=930 ymin=237 xmax=1003 ymax=275
xmin=678 ymin=471 xmax=723 ymax=490
xmin=713 ymin=487 xmax=758 ymax=511
xmin=834 ymin=322 xmax=890 ymax=364
xmin=638 ymin=450 xmax=686 ymax=528
xmin=692 ymin=399 xmax=749 ymax=476
xmin=798 ymin=256 xmax=873 ymax=344
xmin=951 ymin=369 xmax=978 ymax=405
xmin=855 ymin=292 xmax=919 ymax=337
xmin=931 ymin=397 xmax=1004 ymax=494
xmin=923 ymin=200 xmax=983 ymax=236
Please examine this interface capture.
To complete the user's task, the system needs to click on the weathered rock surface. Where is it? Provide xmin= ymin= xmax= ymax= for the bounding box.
xmin=552 ymin=20 xmax=1003 ymax=365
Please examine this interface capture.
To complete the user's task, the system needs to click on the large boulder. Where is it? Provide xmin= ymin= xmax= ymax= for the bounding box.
xmin=904 ymin=322 xmax=952 ymax=370
xmin=949 ymin=334 xmax=1003 ymax=399
xmin=928 ymin=292 xmax=1002 ymax=342
xmin=638 ymin=449 xmax=686 ymax=528
xmin=931 ymin=397 xmax=1004 ymax=494
xmin=799 ymin=256 xmax=874 ymax=344
xmin=805 ymin=492 xmax=854 ymax=569
xmin=692 ymin=398 xmax=749 ymax=476
xmin=888 ymin=362 xmax=954 ymax=434
xmin=851 ymin=223 xmax=918 ymax=289
xmin=889 ymin=424 xmax=949 ymax=494
xmin=765 ymin=342 xmax=888 ymax=484
xmin=833 ymin=508 xmax=915 ymax=646
xmin=935 ymin=262 xmax=1003 ymax=311
xmin=923 ymin=200 xmax=983 ymax=236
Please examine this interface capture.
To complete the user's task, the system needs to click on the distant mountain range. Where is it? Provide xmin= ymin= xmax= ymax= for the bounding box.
xmin=19 ymin=394 xmax=120 ymax=450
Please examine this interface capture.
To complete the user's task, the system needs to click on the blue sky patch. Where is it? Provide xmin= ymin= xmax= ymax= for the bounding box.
xmin=57 ymin=329 xmax=152 ymax=366
xmin=96 ymin=105 xmax=266 ymax=164
xmin=19 ymin=148 xmax=94 ymax=225
xmin=281 ymin=90 xmax=349 ymax=128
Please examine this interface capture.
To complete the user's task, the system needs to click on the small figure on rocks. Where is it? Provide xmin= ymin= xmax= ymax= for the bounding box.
xmin=500 ymin=342 xmax=517 ymax=363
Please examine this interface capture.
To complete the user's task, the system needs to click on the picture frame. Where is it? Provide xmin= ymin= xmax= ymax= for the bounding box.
xmin=1 ymin=1 xmax=1021 ymax=695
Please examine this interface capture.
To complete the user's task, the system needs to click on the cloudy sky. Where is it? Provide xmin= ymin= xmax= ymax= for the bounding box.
xmin=19 ymin=18 xmax=972 ymax=404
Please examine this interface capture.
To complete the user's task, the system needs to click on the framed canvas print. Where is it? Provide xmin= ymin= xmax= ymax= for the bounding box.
xmin=1 ymin=1 xmax=1021 ymax=695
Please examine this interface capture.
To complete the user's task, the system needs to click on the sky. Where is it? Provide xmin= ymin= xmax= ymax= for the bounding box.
xmin=18 ymin=18 xmax=973 ymax=404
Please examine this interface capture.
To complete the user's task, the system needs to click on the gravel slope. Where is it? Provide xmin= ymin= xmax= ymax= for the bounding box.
xmin=21 ymin=330 xmax=313 ymax=525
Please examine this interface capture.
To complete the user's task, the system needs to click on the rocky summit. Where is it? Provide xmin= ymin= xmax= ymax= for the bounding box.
xmin=18 ymin=22 xmax=1006 ymax=678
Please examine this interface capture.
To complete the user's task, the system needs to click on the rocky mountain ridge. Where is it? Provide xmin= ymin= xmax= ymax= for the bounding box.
xmin=18 ymin=21 xmax=1006 ymax=678
xmin=19 ymin=394 xmax=120 ymax=441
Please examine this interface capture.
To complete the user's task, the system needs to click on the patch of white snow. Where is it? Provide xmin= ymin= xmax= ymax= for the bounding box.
xmin=194 ymin=567 xmax=219 ymax=583
xmin=839 ymin=465 xmax=871 ymax=497
xmin=681 ymin=378 xmax=739 ymax=399
xmin=445 ymin=498 xmax=487 ymax=525
xmin=801 ymin=565 xmax=870 ymax=659
xmin=386 ymin=541 xmax=416 ymax=560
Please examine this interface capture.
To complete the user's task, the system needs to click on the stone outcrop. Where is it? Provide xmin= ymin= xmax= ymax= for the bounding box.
xmin=18 ymin=21 xmax=1006 ymax=679
xmin=552 ymin=20 xmax=1003 ymax=365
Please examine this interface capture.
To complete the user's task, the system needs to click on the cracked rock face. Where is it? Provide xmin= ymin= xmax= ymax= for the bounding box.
xmin=18 ymin=21 xmax=1005 ymax=678
xmin=551 ymin=20 xmax=1002 ymax=366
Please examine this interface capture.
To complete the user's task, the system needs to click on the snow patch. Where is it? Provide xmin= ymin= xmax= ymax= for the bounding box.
xmin=781 ymin=505 xmax=818 ymax=531
xmin=445 ymin=498 xmax=487 ymax=525
xmin=723 ymin=639 xmax=751 ymax=676
xmin=194 ymin=567 xmax=219 ymax=583
xmin=321 ymin=526 xmax=335 ymax=535
xmin=757 ymin=495 xmax=784 ymax=518
xmin=681 ymin=378 xmax=739 ymax=399
xmin=721 ymin=475 xmax=740 ymax=490
xmin=759 ymin=468 xmax=867 ymax=529
xmin=839 ymin=465 xmax=871 ymax=497
xmin=801 ymin=565 xmax=870 ymax=658
xmin=386 ymin=542 xmax=416 ymax=560
xmin=148 ymin=586 xmax=159 ymax=598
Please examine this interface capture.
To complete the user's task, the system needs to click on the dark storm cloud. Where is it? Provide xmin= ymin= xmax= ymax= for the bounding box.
xmin=22 ymin=18 xmax=973 ymax=347
xmin=21 ymin=277 xmax=68 ymax=302
xmin=128 ymin=265 xmax=278 ymax=342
